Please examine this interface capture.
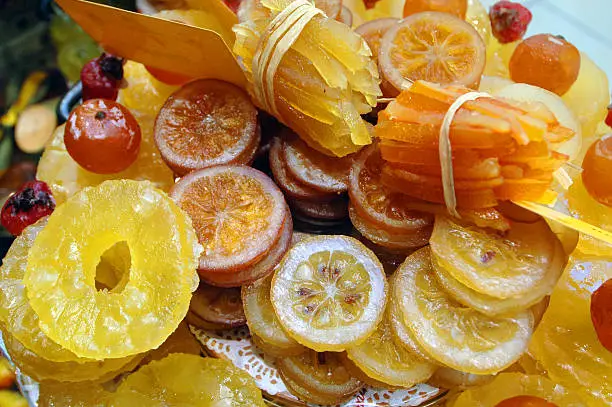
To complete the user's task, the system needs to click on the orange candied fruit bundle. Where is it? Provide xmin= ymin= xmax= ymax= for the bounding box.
xmin=374 ymin=80 xmax=574 ymax=208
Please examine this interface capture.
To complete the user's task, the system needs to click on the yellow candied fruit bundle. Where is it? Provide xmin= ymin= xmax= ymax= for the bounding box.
xmin=233 ymin=0 xmax=382 ymax=157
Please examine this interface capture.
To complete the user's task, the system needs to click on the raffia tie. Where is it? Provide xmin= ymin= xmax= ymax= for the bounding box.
xmin=252 ymin=0 xmax=323 ymax=117
xmin=439 ymin=91 xmax=493 ymax=218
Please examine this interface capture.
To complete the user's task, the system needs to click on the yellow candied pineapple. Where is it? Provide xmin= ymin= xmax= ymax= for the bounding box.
xmin=233 ymin=0 xmax=381 ymax=157
xmin=465 ymin=0 xmax=491 ymax=46
xmin=529 ymin=254 xmax=612 ymax=406
xmin=111 ymin=354 xmax=267 ymax=406
xmin=342 ymin=0 xmax=403 ymax=27
xmin=118 ymin=61 xmax=178 ymax=118
xmin=38 ymin=381 xmax=110 ymax=407
xmin=23 ymin=180 xmax=202 ymax=360
xmin=484 ymin=38 xmax=518 ymax=78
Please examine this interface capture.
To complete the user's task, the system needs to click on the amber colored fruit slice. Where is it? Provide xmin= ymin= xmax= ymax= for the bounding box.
xmin=379 ymin=11 xmax=485 ymax=91
xmin=277 ymin=351 xmax=363 ymax=404
xmin=403 ymin=0 xmax=467 ymax=18
xmin=38 ymin=380 xmax=110 ymax=407
xmin=346 ymin=312 xmax=436 ymax=387
xmin=143 ymin=322 xmax=202 ymax=364
xmin=170 ymin=165 xmax=286 ymax=273
xmin=271 ymin=235 xmax=387 ymax=352
xmin=431 ymin=216 xmax=557 ymax=299
xmin=251 ymin=334 xmax=306 ymax=358
xmin=393 ymin=248 xmax=533 ymax=374
xmin=112 ymin=354 xmax=267 ymax=406
xmin=185 ymin=311 xmax=231 ymax=331
xmin=451 ymin=373 xmax=586 ymax=407
xmin=283 ymin=135 xmax=354 ymax=193
xmin=200 ymin=211 xmax=293 ymax=287
xmin=289 ymin=197 xmax=348 ymax=220
xmin=242 ymin=273 xmax=306 ymax=352
xmin=23 ymin=180 xmax=201 ymax=360
xmin=155 ymin=79 xmax=259 ymax=176
xmin=428 ymin=367 xmax=494 ymax=391
xmin=189 ymin=284 xmax=246 ymax=328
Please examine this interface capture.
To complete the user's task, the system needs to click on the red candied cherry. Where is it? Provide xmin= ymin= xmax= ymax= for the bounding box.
xmin=489 ymin=1 xmax=533 ymax=44
xmin=65 ymin=99 xmax=141 ymax=174
xmin=495 ymin=396 xmax=558 ymax=407
xmin=81 ymin=53 xmax=124 ymax=101
xmin=591 ymin=278 xmax=612 ymax=352
xmin=223 ymin=0 xmax=242 ymax=13
xmin=606 ymin=104 xmax=612 ymax=128
xmin=582 ymin=135 xmax=612 ymax=207
xmin=1 ymin=181 xmax=55 ymax=236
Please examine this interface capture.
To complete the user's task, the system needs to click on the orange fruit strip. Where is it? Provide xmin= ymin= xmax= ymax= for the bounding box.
xmin=385 ymin=163 xmax=504 ymax=190
xmin=392 ymin=158 xmax=501 ymax=180
xmin=494 ymin=179 xmax=551 ymax=201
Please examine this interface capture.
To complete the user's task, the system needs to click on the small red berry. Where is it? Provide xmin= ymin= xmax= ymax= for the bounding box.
xmin=363 ymin=0 xmax=382 ymax=9
xmin=591 ymin=278 xmax=612 ymax=353
xmin=605 ymin=104 xmax=612 ymax=128
xmin=489 ymin=1 xmax=533 ymax=44
xmin=1 ymin=181 xmax=55 ymax=236
xmin=81 ymin=53 xmax=124 ymax=102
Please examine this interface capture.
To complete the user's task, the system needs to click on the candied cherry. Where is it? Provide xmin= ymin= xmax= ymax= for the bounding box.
xmin=489 ymin=1 xmax=532 ymax=44
xmin=509 ymin=34 xmax=580 ymax=96
xmin=64 ymin=99 xmax=141 ymax=174
xmin=606 ymin=104 xmax=612 ymax=128
xmin=591 ymin=278 xmax=612 ymax=352
xmin=582 ymin=135 xmax=612 ymax=207
xmin=81 ymin=53 xmax=124 ymax=102
xmin=403 ymin=0 xmax=467 ymax=18
xmin=0 ymin=180 xmax=55 ymax=236
xmin=495 ymin=396 xmax=558 ymax=407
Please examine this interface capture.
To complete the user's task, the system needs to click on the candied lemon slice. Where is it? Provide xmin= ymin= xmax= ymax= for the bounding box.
xmin=346 ymin=311 xmax=436 ymax=387
xmin=450 ymin=373 xmax=586 ymax=407
xmin=38 ymin=380 xmax=110 ymax=407
xmin=112 ymin=354 xmax=266 ymax=406
xmin=429 ymin=367 xmax=494 ymax=391
xmin=251 ymin=333 xmax=305 ymax=358
xmin=271 ymin=235 xmax=387 ymax=352
xmin=393 ymin=248 xmax=533 ymax=374
xmin=431 ymin=216 xmax=557 ymax=299
xmin=529 ymin=255 xmax=612 ymax=406
xmin=432 ymin=239 xmax=565 ymax=316
xmin=23 ymin=180 xmax=202 ymax=359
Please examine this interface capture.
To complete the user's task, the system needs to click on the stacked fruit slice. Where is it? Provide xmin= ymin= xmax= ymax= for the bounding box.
xmin=376 ymin=80 xmax=575 ymax=208
xmin=186 ymin=284 xmax=247 ymax=330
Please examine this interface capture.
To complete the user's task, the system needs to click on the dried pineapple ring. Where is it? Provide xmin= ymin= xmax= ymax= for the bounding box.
xmin=393 ymin=248 xmax=533 ymax=374
xmin=38 ymin=380 xmax=110 ymax=407
xmin=23 ymin=180 xmax=202 ymax=360
xmin=346 ymin=311 xmax=436 ymax=387
xmin=112 ymin=354 xmax=267 ymax=406
xmin=271 ymin=235 xmax=387 ymax=352
xmin=432 ymin=239 xmax=565 ymax=316
xmin=431 ymin=216 xmax=557 ymax=299
xmin=451 ymin=373 xmax=586 ymax=406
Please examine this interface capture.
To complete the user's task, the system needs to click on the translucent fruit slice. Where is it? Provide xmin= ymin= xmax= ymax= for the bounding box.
xmin=379 ymin=11 xmax=486 ymax=91
xmin=346 ymin=311 xmax=436 ymax=387
xmin=170 ymin=165 xmax=286 ymax=273
xmin=271 ymin=235 xmax=387 ymax=352
xmin=251 ymin=333 xmax=306 ymax=358
xmin=155 ymin=79 xmax=260 ymax=176
xmin=189 ymin=284 xmax=246 ymax=328
xmin=388 ymin=295 xmax=438 ymax=364
xmin=242 ymin=273 xmax=306 ymax=353
xmin=23 ymin=180 xmax=202 ymax=359
xmin=315 ymin=0 xmax=342 ymax=18
xmin=112 ymin=354 xmax=267 ymax=406
xmin=430 ymin=216 xmax=557 ymax=299
xmin=428 ymin=366 xmax=494 ymax=391
xmin=393 ymin=248 xmax=533 ymax=374
xmin=450 ymin=373 xmax=586 ymax=407
xmin=277 ymin=351 xmax=363 ymax=405
xmin=38 ymin=380 xmax=110 ymax=407
xmin=339 ymin=352 xmax=394 ymax=389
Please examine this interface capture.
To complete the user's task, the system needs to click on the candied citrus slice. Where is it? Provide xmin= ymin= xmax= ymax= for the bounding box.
xmin=242 ymin=273 xmax=306 ymax=353
xmin=189 ymin=284 xmax=246 ymax=328
xmin=388 ymin=296 xmax=438 ymax=364
xmin=339 ymin=352 xmax=393 ymax=388
xmin=170 ymin=165 xmax=286 ymax=273
xmin=451 ymin=373 xmax=586 ymax=407
xmin=112 ymin=354 xmax=267 ymax=406
xmin=251 ymin=334 xmax=306 ymax=358
xmin=23 ymin=180 xmax=202 ymax=359
xmin=154 ymin=79 xmax=259 ymax=176
xmin=428 ymin=367 xmax=494 ymax=391
xmin=379 ymin=11 xmax=485 ymax=91
xmin=430 ymin=216 xmax=557 ymax=299
xmin=393 ymin=248 xmax=533 ymax=374
xmin=431 ymin=239 xmax=564 ymax=316
xmin=289 ymin=197 xmax=348 ymax=220
xmin=346 ymin=312 xmax=436 ymax=387
xmin=38 ymin=380 xmax=110 ymax=407
xmin=277 ymin=351 xmax=363 ymax=404
xmin=271 ymin=235 xmax=387 ymax=352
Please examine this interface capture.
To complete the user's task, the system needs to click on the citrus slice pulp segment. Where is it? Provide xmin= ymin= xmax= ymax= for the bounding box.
xmin=393 ymin=248 xmax=534 ymax=374
xmin=289 ymin=197 xmax=348 ymax=220
xmin=431 ymin=239 xmax=565 ymax=316
xmin=38 ymin=380 xmax=110 ymax=407
xmin=346 ymin=312 xmax=436 ymax=387
xmin=154 ymin=79 xmax=259 ymax=176
xmin=271 ymin=235 xmax=387 ymax=351
xmin=431 ymin=216 xmax=557 ymax=299
xmin=170 ymin=165 xmax=286 ymax=273
xmin=379 ymin=11 xmax=485 ymax=91
xmin=111 ymin=354 xmax=267 ymax=407
xmin=189 ymin=284 xmax=246 ymax=328
xmin=251 ymin=333 xmax=306 ymax=358
xmin=23 ymin=180 xmax=202 ymax=360
xmin=242 ymin=273 xmax=305 ymax=351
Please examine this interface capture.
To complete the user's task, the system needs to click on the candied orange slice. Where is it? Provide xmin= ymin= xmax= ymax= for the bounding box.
xmin=271 ymin=235 xmax=387 ymax=352
xmin=189 ymin=284 xmax=246 ymax=328
xmin=38 ymin=380 xmax=110 ymax=407
xmin=393 ymin=248 xmax=533 ymax=374
xmin=23 ymin=180 xmax=201 ymax=359
xmin=431 ymin=216 xmax=557 ymax=299
xmin=113 ymin=354 xmax=267 ymax=406
xmin=170 ymin=165 xmax=286 ymax=273
xmin=379 ymin=11 xmax=485 ymax=91
xmin=277 ymin=351 xmax=363 ymax=405
xmin=289 ymin=197 xmax=348 ymax=220
xmin=154 ymin=79 xmax=259 ymax=176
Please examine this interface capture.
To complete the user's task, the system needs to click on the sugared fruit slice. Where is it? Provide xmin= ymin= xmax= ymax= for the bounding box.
xmin=38 ymin=380 xmax=110 ymax=407
xmin=189 ymin=284 xmax=246 ymax=328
